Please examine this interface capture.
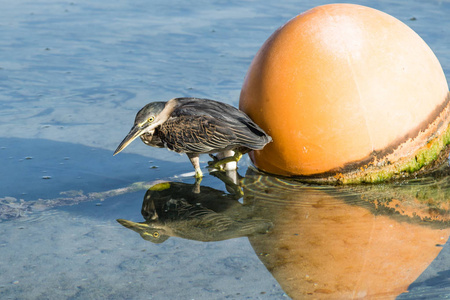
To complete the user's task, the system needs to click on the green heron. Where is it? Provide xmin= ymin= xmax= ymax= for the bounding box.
xmin=113 ymin=97 xmax=272 ymax=178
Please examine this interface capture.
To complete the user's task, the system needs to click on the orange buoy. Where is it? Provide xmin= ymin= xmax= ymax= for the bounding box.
xmin=239 ymin=4 xmax=450 ymax=183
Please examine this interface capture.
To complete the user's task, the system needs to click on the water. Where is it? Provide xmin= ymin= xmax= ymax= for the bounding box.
xmin=1 ymin=0 xmax=450 ymax=299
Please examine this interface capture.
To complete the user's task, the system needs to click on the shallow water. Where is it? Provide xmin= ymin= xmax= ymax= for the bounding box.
xmin=1 ymin=0 xmax=450 ymax=299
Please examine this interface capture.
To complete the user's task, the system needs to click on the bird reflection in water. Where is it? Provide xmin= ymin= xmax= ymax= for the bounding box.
xmin=117 ymin=175 xmax=273 ymax=243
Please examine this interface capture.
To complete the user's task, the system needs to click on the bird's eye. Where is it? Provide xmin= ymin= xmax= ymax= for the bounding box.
xmin=153 ymin=231 xmax=159 ymax=238
xmin=147 ymin=116 xmax=155 ymax=123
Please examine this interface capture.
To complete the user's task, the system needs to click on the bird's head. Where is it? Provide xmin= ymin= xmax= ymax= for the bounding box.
xmin=114 ymin=101 xmax=167 ymax=155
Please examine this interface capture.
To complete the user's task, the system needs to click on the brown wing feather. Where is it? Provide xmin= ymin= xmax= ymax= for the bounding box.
xmin=156 ymin=115 xmax=238 ymax=153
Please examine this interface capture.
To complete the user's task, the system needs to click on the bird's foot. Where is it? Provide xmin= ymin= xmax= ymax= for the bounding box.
xmin=194 ymin=168 xmax=203 ymax=180
xmin=208 ymin=154 xmax=224 ymax=171
xmin=207 ymin=152 xmax=242 ymax=171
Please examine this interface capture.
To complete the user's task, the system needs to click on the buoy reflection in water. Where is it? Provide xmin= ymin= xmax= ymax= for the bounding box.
xmin=243 ymin=167 xmax=450 ymax=299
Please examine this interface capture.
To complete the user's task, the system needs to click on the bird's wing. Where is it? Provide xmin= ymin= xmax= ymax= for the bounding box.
xmin=159 ymin=115 xmax=238 ymax=153
xmin=173 ymin=98 xmax=245 ymax=121
xmin=170 ymin=98 xmax=271 ymax=150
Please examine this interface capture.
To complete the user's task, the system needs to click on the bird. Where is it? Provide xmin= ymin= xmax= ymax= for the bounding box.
xmin=113 ymin=97 xmax=272 ymax=178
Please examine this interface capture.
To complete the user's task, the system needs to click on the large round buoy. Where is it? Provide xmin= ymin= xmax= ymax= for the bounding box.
xmin=239 ymin=4 xmax=450 ymax=183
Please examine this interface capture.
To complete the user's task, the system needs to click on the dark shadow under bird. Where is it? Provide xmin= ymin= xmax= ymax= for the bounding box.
xmin=113 ymin=97 xmax=272 ymax=178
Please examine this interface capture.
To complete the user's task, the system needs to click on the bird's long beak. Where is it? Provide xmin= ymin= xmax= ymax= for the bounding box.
xmin=116 ymin=219 xmax=149 ymax=232
xmin=113 ymin=125 xmax=147 ymax=155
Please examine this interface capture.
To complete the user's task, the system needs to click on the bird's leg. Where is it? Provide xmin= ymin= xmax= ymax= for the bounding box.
xmin=208 ymin=150 xmax=242 ymax=171
xmin=187 ymin=153 xmax=203 ymax=179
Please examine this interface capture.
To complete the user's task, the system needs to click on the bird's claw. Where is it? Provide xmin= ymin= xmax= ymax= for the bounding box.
xmin=207 ymin=160 xmax=225 ymax=171
xmin=207 ymin=152 xmax=242 ymax=171
xmin=207 ymin=154 xmax=224 ymax=171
